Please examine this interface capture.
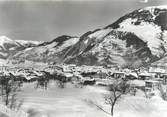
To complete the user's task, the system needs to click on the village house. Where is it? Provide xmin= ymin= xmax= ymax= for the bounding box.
xmin=112 ymin=71 xmax=126 ymax=79
xmin=160 ymin=73 xmax=167 ymax=85
xmin=148 ymin=66 xmax=167 ymax=85
xmin=149 ymin=66 xmax=166 ymax=78
xmin=126 ymin=72 xmax=138 ymax=80
xmin=62 ymin=65 xmax=73 ymax=73
xmin=138 ymin=72 xmax=152 ymax=80
xmin=0 ymin=66 xmax=8 ymax=71
xmin=145 ymin=80 xmax=160 ymax=91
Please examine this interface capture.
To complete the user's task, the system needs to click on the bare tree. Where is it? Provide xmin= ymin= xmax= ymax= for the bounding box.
xmin=56 ymin=75 xmax=66 ymax=88
xmin=36 ymin=76 xmax=48 ymax=89
xmin=0 ymin=73 xmax=22 ymax=109
xmin=158 ymin=84 xmax=167 ymax=101
xmin=87 ymin=79 xmax=130 ymax=116
xmin=105 ymin=79 xmax=130 ymax=116
xmin=36 ymin=72 xmax=50 ymax=90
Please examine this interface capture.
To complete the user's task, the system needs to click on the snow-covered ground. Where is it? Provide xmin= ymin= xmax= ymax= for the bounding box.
xmin=18 ymin=82 xmax=109 ymax=117
xmin=115 ymin=94 xmax=167 ymax=117
xmin=16 ymin=81 xmax=167 ymax=117
xmin=0 ymin=103 xmax=27 ymax=117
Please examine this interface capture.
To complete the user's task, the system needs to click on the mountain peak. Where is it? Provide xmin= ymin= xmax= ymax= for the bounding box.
xmin=0 ymin=36 xmax=42 ymax=59
xmin=0 ymin=36 xmax=18 ymax=48
xmin=7 ymin=5 xmax=167 ymax=68
xmin=105 ymin=5 xmax=167 ymax=29
xmin=142 ymin=5 xmax=167 ymax=10
xmin=0 ymin=36 xmax=13 ymax=42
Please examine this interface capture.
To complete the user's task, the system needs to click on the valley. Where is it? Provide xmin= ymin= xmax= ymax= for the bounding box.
xmin=0 ymin=4 xmax=167 ymax=117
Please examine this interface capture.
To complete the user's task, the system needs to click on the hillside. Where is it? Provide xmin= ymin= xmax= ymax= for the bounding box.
xmin=63 ymin=5 xmax=167 ymax=67
xmin=12 ymin=35 xmax=79 ymax=63
xmin=0 ymin=36 xmax=41 ymax=59
xmin=10 ymin=5 xmax=167 ymax=68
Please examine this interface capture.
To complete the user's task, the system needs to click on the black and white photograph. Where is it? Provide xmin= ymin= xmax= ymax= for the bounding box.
xmin=0 ymin=0 xmax=167 ymax=117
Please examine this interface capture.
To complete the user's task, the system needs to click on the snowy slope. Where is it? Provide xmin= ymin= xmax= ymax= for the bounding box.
xmin=15 ymin=40 xmax=42 ymax=47
xmin=0 ymin=36 xmax=23 ymax=59
xmin=62 ymin=5 xmax=167 ymax=67
xmin=118 ymin=19 xmax=163 ymax=57
xmin=0 ymin=36 xmax=40 ymax=59
xmin=10 ymin=5 xmax=167 ymax=68
xmin=12 ymin=35 xmax=79 ymax=63
xmin=0 ymin=36 xmax=20 ymax=49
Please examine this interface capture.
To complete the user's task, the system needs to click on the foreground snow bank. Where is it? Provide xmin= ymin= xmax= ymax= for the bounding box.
xmin=17 ymin=82 xmax=167 ymax=117
xmin=0 ymin=104 xmax=28 ymax=117
xmin=114 ymin=95 xmax=167 ymax=117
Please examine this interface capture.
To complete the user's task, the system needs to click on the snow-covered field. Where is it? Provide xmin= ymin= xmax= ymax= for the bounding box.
xmin=18 ymin=82 xmax=109 ymax=117
xmin=15 ymin=81 xmax=167 ymax=117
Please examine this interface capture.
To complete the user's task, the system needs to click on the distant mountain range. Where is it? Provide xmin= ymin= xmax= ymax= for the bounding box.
xmin=11 ymin=35 xmax=79 ymax=63
xmin=2 ymin=5 xmax=167 ymax=68
xmin=0 ymin=36 xmax=41 ymax=59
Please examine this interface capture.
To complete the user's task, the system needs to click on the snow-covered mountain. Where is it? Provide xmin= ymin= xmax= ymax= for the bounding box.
xmin=0 ymin=36 xmax=41 ymax=59
xmin=12 ymin=35 xmax=79 ymax=63
xmin=15 ymin=40 xmax=41 ymax=47
xmin=11 ymin=5 xmax=167 ymax=68
xmin=63 ymin=5 xmax=167 ymax=67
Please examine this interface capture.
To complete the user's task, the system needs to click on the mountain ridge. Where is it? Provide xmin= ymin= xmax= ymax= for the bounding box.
xmin=0 ymin=36 xmax=41 ymax=59
xmin=6 ymin=5 xmax=167 ymax=68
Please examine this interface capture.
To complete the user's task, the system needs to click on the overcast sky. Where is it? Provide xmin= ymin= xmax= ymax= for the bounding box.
xmin=0 ymin=0 xmax=166 ymax=41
